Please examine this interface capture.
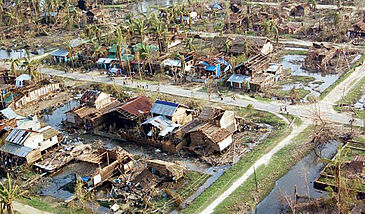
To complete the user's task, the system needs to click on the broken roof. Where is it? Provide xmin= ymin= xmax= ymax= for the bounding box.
xmin=151 ymin=100 xmax=179 ymax=117
xmin=5 ymin=129 xmax=33 ymax=145
xmin=80 ymin=90 xmax=101 ymax=104
xmin=147 ymin=160 xmax=185 ymax=180
xmin=0 ymin=143 xmax=33 ymax=158
xmin=51 ymin=49 xmax=69 ymax=57
xmin=142 ymin=116 xmax=180 ymax=137
xmin=189 ymin=123 xmax=232 ymax=144
xmin=227 ymin=74 xmax=251 ymax=84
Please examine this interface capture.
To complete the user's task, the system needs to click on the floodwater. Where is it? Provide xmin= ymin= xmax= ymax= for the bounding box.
xmin=354 ymin=94 xmax=365 ymax=109
xmin=280 ymin=54 xmax=341 ymax=99
xmin=41 ymin=100 xmax=80 ymax=129
xmin=130 ymin=0 xmax=185 ymax=14
xmin=255 ymin=141 xmax=338 ymax=214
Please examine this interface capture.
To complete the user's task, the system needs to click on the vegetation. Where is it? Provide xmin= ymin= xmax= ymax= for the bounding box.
xmin=214 ymin=125 xmax=315 ymax=213
xmin=319 ymin=54 xmax=365 ymax=100
xmin=183 ymin=110 xmax=291 ymax=214
xmin=0 ymin=174 xmax=28 ymax=214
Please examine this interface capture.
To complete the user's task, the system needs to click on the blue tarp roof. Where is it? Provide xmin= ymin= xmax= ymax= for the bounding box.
xmin=150 ymin=100 xmax=179 ymax=117
xmin=227 ymin=74 xmax=251 ymax=84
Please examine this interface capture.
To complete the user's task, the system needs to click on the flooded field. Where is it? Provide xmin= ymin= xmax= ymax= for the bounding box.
xmin=280 ymin=54 xmax=341 ymax=99
xmin=255 ymin=141 xmax=338 ymax=214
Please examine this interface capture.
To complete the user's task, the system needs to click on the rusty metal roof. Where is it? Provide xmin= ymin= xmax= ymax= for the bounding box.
xmin=120 ymin=96 xmax=152 ymax=116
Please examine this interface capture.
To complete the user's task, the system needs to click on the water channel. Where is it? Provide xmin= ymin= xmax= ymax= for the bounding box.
xmin=255 ymin=141 xmax=338 ymax=214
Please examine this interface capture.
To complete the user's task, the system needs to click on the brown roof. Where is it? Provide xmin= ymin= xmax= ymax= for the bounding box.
xmin=199 ymin=123 xmax=232 ymax=144
xmin=80 ymin=90 xmax=100 ymax=105
xmin=73 ymin=105 xmax=97 ymax=118
xmin=99 ymin=99 xmax=122 ymax=114
xmin=120 ymin=96 xmax=152 ymax=116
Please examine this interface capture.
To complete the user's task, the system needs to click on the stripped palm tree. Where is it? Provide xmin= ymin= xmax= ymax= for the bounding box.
xmin=21 ymin=56 xmax=39 ymax=82
xmin=5 ymin=58 xmax=20 ymax=76
xmin=0 ymin=173 xmax=28 ymax=214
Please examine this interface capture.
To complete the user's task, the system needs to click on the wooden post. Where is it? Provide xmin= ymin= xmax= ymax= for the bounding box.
xmin=254 ymin=166 xmax=258 ymax=192
xmin=107 ymin=151 xmax=110 ymax=166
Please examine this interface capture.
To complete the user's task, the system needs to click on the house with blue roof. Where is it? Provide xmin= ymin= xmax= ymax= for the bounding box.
xmin=196 ymin=58 xmax=231 ymax=78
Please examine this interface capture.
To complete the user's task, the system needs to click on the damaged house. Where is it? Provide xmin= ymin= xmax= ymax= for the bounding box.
xmin=150 ymin=100 xmax=192 ymax=125
xmin=178 ymin=106 xmax=237 ymax=155
xmin=289 ymin=3 xmax=313 ymax=17
xmin=13 ymin=79 xmax=61 ymax=109
xmin=348 ymin=21 xmax=365 ymax=38
xmin=232 ymin=53 xmax=270 ymax=76
xmin=304 ymin=43 xmax=338 ymax=71
xmin=0 ymin=126 xmax=60 ymax=165
xmin=66 ymin=90 xmax=122 ymax=128
xmin=74 ymin=146 xmax=134 ymax=188
xmin=195 ymin=57 xmax=231 ymax=79
xmin=230 ymin=37 xmax=273 ymax=57
xmin=147 ymin=160 xmax=185 ymax=181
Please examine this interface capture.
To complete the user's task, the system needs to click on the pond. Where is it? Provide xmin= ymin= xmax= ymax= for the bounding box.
xmin=280 ymin=54 xmax=341 ymax=99
xmin=130 ymin=0 xmax=186 ymax=14
xmin=255 ymin=141 xmax=338 ymax=214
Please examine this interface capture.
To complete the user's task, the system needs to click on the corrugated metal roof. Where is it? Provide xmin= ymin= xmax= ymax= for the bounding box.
xmin=51 ymin=49 xmax=69 ymax=57
xmin=5 ymin=129 xmax=31 ymax=145
xmin=150 ymin=100 xmax=179 ymax=117
xmin=120 ymin=96 xmax=152 ymax=116
xmin=0 ymin=143 xmax=33 ymax=158
xmin=227 ymin=74 xmax=251 ymax=84
xmin=0 ymin=107 xmax=18 ymax=120
xmin=141 ymin=116 xmax=180 ymax=136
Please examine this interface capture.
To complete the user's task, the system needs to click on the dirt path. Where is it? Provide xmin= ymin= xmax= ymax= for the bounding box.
xmin=13 ymin=201 xmax=52 ymax=214
xmin=322 ymin=63 xmax=365 ymax=105
xmin=201 ymin=120 xmax=310 ymax=214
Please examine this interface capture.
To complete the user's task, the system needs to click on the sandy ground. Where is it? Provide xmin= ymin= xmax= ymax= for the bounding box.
xmin=13 ymin=201 xmax=52 ymax=214
xmin=14 ymin=91 xmax=73 ymax=117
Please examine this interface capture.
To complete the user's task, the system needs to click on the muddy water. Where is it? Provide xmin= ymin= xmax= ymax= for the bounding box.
xmin=131 ymin=0 xmax=185 ymax=14
xmin=281 ymin=54 xmax=341 ymax=98
xmin=255 ymin=141 xmax=338 ymax=214
xmin=41 ymin=100 xmax=80 ymax=129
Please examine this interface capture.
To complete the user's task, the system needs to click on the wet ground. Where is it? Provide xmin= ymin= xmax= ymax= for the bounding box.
xmin=255 ymin=141 xmax=338 ymax=214
xmin=280 ymin=53 xmax=341 ymax=100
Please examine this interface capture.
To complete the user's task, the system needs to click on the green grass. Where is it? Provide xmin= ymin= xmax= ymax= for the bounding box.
xmin=280 ymin=49 xmax=308 ymax=56
xmin=334 ymin=74 xmax=365 ymax=119
xmin=20 ymin=197 xmax=84 ymax=214
xmin=214 ymin=125 xmax=315 ymax=213
xmin=182 ymin=111 xmax=291 ymax=214
xmin=274 ymin=88 xmax=311 ymax=99
xmin=289 ymin=75 xmax=316 ymax=83
xmin=319 ymin=54 xmax=365 ymax=100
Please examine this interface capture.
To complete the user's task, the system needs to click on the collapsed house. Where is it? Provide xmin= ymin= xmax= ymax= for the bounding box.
xmin=66 ymin=90 xmax=122 ymax=128
xmin=15 ymin=74 xmax=31 ymax=88
xmin=195 ymin=57 xmax=231 ymax=78
xmin=74 ymin=146 xmax=134 ymax=188
xmin=289 ymin=3 xmax=313 ymax=17
xmin=230 ymin=37 xmax=274 ymax=57
xmin=177 ymin=106 xmax=237 ymax=155
xmin=304 ymin=43 xmax=338 ymax=71
xmin=146 ymin=160 xmax=185 ymax=181
xmin=163 ymin=52 xmax=195 ymax=76
xmin=277 ymin=22 xmax=304 ymax=34
xmin=348 ymin=21 xmax=365 ymax=38
xmin=233 ymin=53 xmax=270 ymax=76
xmin=0 ymin=126 xmax=60 ymax=165
xmin=13 ymin=79 xmax=61 ymax=109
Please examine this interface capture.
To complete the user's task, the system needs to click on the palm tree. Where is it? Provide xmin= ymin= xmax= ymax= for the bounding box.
xmin=0 ymin=173 xmax=28 ymax=214
xmin=5 ymin=59 xmax=20 ymax=76
xmin=67 ymin=44 xmax=76 ymax=72
xmin=21 ymin=56 xmax=38 ymax=80
xmin=91 ymin=41 xmax=106 ymax=61
xmin=132 ymin=17 xmax=148 ymax=43
xmin=185 ymin=38 xmax=195 ymax=52
xmin=321 ymin=145 xmax=348 ymax=213
xmin=116 ymin=27 xmax=124 ymax=70
xmin=139 ymin=43 xmax=153 ymax=77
